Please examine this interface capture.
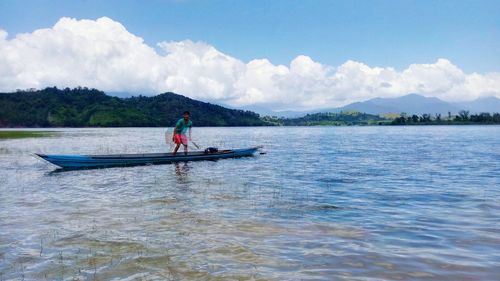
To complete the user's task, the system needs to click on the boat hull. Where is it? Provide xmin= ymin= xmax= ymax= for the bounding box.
xmin=36 ymin=147 xmax=259 ymax=169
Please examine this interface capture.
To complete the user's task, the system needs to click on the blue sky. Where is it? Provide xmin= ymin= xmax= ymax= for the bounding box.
xmin=0 ymin=0 xmax=499 ymax=109
xmin=1 ymin=0 xmax=499 ymax=72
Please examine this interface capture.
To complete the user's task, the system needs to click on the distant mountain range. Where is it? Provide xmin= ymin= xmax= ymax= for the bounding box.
xmin=452 ymin=96 xmax=500 ymax=114
xmin=2 ymin=88 xmax=499 ymax=127
xmin=250 ymin=94 xmax=500 ymax=117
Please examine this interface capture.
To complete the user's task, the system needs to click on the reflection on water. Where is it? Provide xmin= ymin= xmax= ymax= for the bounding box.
xmin=0 ymin=126 xmax=499 ymax=280
xmin=174 ymin=162 xmax=190 ymax=184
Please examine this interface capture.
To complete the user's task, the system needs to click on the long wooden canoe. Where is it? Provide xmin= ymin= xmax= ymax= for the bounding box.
xmin=36 ymin=147 xmax=260 ymax=169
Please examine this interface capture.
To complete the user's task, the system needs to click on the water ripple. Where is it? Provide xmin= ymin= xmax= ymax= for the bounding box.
xmin=0 ymin=126 xmax=499 ymax=280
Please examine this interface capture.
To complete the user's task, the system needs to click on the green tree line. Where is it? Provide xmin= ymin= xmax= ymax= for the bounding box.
xmin=0 ymin=87 xmax=270 ymax=127
xmin=391 ymin=110 xmax=500 ymax=125
xmin=263 ymin=111 xmax=389 ymax=126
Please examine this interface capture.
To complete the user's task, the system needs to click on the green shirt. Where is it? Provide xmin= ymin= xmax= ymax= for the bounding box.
xmin=175 ymin=118 xmax=192 ymax=134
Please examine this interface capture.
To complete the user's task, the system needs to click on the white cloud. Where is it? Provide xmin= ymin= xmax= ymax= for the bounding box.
xmin=0 ymin=17 xmax=499 ymax=110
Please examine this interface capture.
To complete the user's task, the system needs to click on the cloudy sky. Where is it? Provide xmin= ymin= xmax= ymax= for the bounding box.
xmin=0 ymin=0 xmax=499 ymax=111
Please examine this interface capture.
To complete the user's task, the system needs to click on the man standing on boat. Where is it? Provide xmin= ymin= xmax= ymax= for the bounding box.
xmin=172 ymin=111 xmax=192 ymax=155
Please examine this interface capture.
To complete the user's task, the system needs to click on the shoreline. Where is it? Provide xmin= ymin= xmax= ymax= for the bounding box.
xmin=1 ymin=123 xmax=500 ymax=129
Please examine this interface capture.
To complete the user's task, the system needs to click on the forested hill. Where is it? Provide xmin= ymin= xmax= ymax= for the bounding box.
xmin=0 ymin=87 xmax=268 ymax=127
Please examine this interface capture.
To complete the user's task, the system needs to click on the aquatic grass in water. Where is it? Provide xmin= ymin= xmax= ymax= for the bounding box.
xmin=0 ymin=130 xmax=57 ymax=139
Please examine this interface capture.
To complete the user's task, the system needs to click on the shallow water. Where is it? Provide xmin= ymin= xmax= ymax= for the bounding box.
xmin=0 ymin=126 xmax=499 ymax=280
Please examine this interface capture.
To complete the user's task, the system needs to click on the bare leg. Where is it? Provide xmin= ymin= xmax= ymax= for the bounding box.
xmin=173 ymin=143 xmax=181 ymax=155
xmin=183 ymin=144 xmax=188 ymax=155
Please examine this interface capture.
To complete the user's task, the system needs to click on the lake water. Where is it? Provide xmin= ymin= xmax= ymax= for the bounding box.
xmin=0 ymin=126 xmax=499 ymax=280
